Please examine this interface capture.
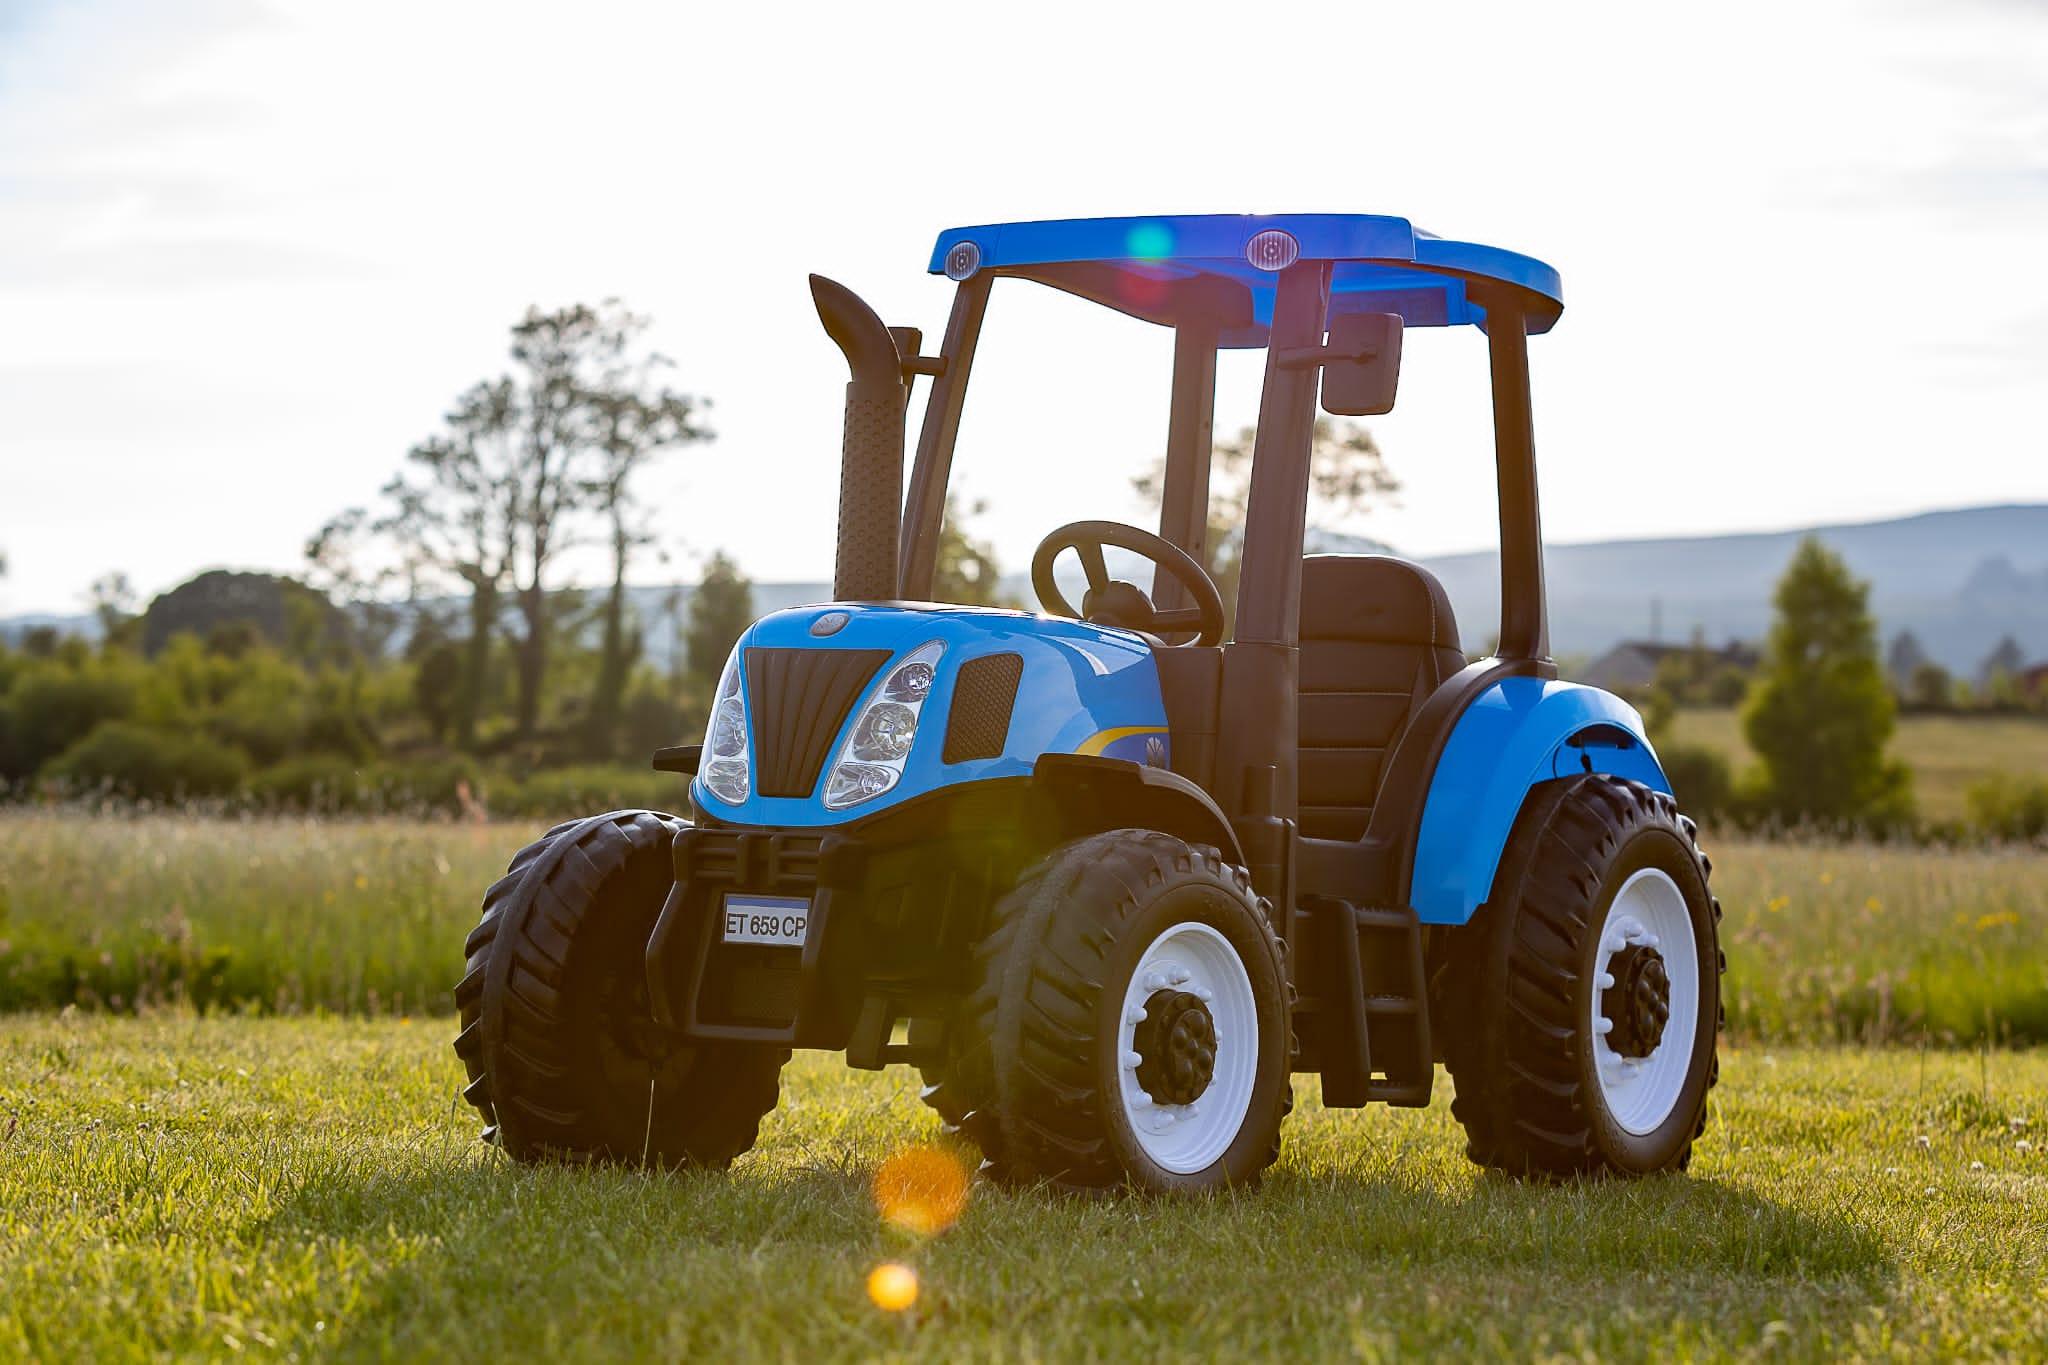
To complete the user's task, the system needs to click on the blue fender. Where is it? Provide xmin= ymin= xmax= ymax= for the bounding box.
xmin=1409 ymin=678 xmax=1669 ymax=925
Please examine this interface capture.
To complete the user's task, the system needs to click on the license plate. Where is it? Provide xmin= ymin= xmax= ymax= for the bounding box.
xmin=720 ymin=894 xmax=811 ymax=947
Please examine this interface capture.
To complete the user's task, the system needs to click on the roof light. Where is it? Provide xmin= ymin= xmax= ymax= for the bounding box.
xmin=1245 ymin=229 xmax=1299 ymax=272
xmin=943 ymin=241 xmax=982 ymax=281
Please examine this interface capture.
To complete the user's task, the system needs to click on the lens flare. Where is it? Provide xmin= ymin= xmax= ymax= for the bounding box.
xmin=867 ymin=1262 xmax=919 ymax=1313
xmin=872 ymin=1143 xmax=971 ymax=1236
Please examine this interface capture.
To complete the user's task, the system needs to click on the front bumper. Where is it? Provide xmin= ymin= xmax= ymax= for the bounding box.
xmin=645 ymin=788 xmax=1029 ymax=1053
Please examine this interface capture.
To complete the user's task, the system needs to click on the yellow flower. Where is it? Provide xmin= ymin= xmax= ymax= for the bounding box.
xmin=1975 ymin=910 xmax=2020 ymax=932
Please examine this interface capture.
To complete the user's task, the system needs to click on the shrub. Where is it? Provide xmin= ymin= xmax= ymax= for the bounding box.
xmin=1966 ymin=773 xmax=2048 ymax=844
xmin=489 ymin=765 xmax=684 ymax=821
xmin=1657 ymin=742 xmax=1734 ymax=825
xmin=46 ymin=721 xmax=248 ymax=802
xmin=246 ymin=755 xmax=374 ymax=814
xmin=5 ymin=666 xmax=138 ymax=779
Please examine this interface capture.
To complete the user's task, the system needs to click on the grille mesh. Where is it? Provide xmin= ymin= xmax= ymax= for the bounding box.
xmin=943 ymin=653 xmax=1024 ymax=763
xmin=745 ymin=647 xmax=890 ymax=798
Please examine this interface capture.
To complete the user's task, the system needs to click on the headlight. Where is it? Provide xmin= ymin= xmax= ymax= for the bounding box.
xmin=698 ymin=647 xmax=751 ymax=806
xmin=823 ymin=640 xmax=943 ymax=810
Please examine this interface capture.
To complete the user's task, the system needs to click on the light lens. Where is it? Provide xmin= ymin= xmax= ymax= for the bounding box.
xmin=824 ymin=761 xmax=897 ymax=807
xmin=1245 ymin=229 xmax=1300 ymax=272
xmin=851 ymin=702 xmax=917 ymax=762
xmin=943 ymin=240 xmax=981 ymax=281
xmin=697 ymin=646 xmax=751 ymax=805
xmin=823 ymin=640 xmax=945 ymax=810
xmin=708 ymin=697 xmax=746 ymax=757
xmin=884 ymin=661 xmax=934 ymax=702
xmin=703 ymin=758 xmax=749 ymax=805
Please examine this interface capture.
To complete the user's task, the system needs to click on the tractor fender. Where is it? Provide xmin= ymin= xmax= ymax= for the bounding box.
xmin=1408 ymin=678 xmax=1668 ymax=925
xmin=1031 ymin=752 xmax=1245 ymax=867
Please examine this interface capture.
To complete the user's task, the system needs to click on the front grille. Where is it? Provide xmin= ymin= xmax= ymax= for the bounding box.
xmin=943 ymin=652 xmax=1023 ymax=763
xmin=745 ymin=647 xmax=890 ymax=798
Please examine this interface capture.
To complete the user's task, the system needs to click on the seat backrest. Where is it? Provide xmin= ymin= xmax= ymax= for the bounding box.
xmin=1297 ymin=555 xmax=1466 ymax=841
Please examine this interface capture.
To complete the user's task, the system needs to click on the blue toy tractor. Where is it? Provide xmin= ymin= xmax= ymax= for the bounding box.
xmin=454 ymin=215 xmax=1723 ymax=1191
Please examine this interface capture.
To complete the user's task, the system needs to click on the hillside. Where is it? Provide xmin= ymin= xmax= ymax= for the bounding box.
xmin=1420 ymin=504 xmax=2048 ymax=670
xmin=6 ymin=505 xmax=2044 ymax=673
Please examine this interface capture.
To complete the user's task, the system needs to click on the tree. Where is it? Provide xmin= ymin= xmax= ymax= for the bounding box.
xmin=1885 ymin=630 xmax=1927 ymax=690
xmin=933 ymin=494 xmax=1006 ymax=606
xmin=1134 ymin=418 xmax=1399 ymax=631
xmin=1907 ymin=660 xmax=1954 ymax=712
xmin=577 ymin=320 xmax=712 ymax=758
xmin=1978 ymin=634 xmax=2027 ymax=690
xmin=685 ymin=552 xmax=754 ymax=689
xmin=87 ymin=573 xmax=141 ymax=651
xmin=1740 ymin=537 xmax=1911 ymax=829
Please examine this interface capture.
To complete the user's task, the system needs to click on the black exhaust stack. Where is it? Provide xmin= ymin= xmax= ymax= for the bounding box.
xmin=811 ymin=275 xmax=906 ymax=603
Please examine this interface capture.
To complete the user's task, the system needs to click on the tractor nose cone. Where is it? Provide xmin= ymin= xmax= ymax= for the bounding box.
xmin=1601 ymin=944 xmax=1672 ymax=1058
xmin=1133 ymin=989 xmax=1218 ymax=1107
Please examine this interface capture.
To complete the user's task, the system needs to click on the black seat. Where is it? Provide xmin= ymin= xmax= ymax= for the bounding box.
xmin=1297 ymin=555 xmax=1466 ymax=841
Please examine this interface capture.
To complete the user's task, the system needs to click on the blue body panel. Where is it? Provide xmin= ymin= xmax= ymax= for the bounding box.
xmin=929 ymin=213 xmax=1563 ymax=345
xmin=693 ymin=604 xmax=1168 ymax=827
xmin=1409 ymin=678 xmax=1669 ymax=926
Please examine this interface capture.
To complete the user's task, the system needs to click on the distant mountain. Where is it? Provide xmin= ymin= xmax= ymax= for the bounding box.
xmin=1419 ymin=504 xmax=2048 ymax=671
xmin=5 ymin=506 xmax=2043 ymax=673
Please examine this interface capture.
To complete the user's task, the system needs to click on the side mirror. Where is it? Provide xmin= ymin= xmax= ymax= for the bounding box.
xmin=1319 ymin=312 xmax=1403 ymax=416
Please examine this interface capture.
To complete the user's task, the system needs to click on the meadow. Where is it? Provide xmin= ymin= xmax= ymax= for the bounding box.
xmin=1668 ymin=708 xmax=2048 ymax=826
xmin=0 ymin=1015 xmax=2041 ymax=1360
xmin=2 ymin=812 xmax=2042 ymax=1043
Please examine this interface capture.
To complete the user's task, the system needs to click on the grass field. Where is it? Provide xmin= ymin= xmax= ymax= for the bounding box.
xmin=3 ymin=813 xmax=2042 ymax=1043
xmin=1668 ymin=708 xmax=2048 ymax=825
xmin=1 ymin=1015 xmax=2041 ymax=1360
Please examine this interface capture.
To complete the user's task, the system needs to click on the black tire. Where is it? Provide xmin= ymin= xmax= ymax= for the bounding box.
xmin=943 ymin=830 xmax=1293 ymax=1193
xmin=453 ymin=810 xmax=789 ymax=1168
xmin=1439 ymin=775 xmax=1723 ymax=1179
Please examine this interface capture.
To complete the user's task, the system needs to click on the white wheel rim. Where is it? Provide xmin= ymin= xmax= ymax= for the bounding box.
xmin=1115 ymin=921 xmax=1259 ymax=1175
xmin=1589 ymin=867 xmax=1700 ymax=1135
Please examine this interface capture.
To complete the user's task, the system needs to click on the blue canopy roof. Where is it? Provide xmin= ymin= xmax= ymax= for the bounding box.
xmin=928 ymin=213 xmax=1562 ymax=346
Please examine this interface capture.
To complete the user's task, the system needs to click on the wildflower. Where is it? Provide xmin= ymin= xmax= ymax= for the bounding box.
xmin=1969 ymin=1160 xmax=1985 ymax=1172
xmin=1915 ymin=1134 xmax=1931 ymax=1150
xmin=2018 ymin=1140 xmax=2034 ymax=1155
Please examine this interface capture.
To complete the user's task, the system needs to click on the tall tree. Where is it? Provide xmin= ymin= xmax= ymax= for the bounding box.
xmin=685 ymin=552 xmax=754 ymax=689
xmin=1134 ymin=418 xmax=1399 ymax=631
xmin=933 ymin=494 xmax=1006 ymax=606
xmin=312 ymin=379 xmax=522 ymax=749
xmin=1741 ymin=538 xmax=1911 ymax=829
xmin=578 ymin=324 xmax=711 ymax=758
xmin=1979 ymin=634 xmax=2027 ymax=688
xmin=1885 ymin=629 xmax=1928 ymax=690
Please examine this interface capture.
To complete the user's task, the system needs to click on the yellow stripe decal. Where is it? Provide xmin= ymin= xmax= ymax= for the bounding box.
xmin=1076 ymin=726 xmax=1168 ymax=757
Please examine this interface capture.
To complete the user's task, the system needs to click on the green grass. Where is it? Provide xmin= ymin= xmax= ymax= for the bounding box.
xmin=2 ymin=814 xmax=2042 ymax=1044
xmin=1668 ymin=708 xmax=2048 ymax=825
xmin=0 ymin=1016 xmax=2041 ymax=1360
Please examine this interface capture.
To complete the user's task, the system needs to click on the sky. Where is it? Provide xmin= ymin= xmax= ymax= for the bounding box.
xmin=1 ymin=0 xmax=2044 ymax=617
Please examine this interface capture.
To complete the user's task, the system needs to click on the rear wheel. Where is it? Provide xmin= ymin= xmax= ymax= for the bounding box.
xmin=453 ymin=811 xmax=788 ymax=1168
xmin=941 ymin=830 xmax=1293 ymax=1192
xmin=1440 ymin=775 xmax=1723 ymax=1178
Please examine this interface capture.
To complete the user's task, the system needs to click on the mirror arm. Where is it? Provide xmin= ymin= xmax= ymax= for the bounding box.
xmin=1272 ymin=343 xmax=1378 ymax=370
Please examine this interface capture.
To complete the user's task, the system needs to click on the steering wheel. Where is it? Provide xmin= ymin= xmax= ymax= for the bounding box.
xmin=1030 ymin=520 xmax=1227 ymax=647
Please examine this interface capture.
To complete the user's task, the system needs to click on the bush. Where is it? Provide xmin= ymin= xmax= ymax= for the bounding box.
xmin=488 ymin=765 xmax=683 ymax=821
xmin=1657 ymin=742 xmax=1734 ymax=826
xmin=46 ymin=721 xmax=247 ymax=802
xmin=5 ymin=666 xmax=138 ymax=779
xmin=246 ymin=755 xmax=374 ymax=814
xmin=1966 ymin=773 xmax=2048 ymax=844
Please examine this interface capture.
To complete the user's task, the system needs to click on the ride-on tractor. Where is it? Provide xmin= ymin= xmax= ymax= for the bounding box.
xmin=454 ymin=214 xmax=1723 ymax=1191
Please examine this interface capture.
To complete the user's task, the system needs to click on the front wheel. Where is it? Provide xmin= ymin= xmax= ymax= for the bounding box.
xmin=452 ymin=811 xmax=788 ymax=1168
xmin=1440 ymin=775 xmax=1723 ymax=1178
xmin=942 ymin=831 xmax=1293 ymax=1192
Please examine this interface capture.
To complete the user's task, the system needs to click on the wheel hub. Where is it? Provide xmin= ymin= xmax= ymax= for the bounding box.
xmin=1132 ymin=989 xmax=1217 ymax=1106
xmin=1602 ymin=943 xmax=1671 ymax=1058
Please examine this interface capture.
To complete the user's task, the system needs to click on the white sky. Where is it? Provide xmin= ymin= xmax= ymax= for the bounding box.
xmin=1 ymin=0 xmax=2044 ymax=616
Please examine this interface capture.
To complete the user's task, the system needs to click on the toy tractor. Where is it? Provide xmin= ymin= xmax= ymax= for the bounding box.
xmin=454 ymin=214 xmax=1722 ymax=1191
